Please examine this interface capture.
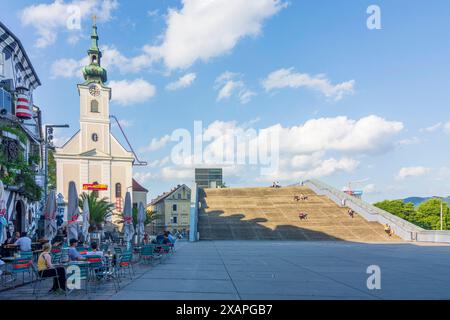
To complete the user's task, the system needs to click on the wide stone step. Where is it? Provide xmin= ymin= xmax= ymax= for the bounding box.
xmin=198 ymin=186 xmax=401 ymax=242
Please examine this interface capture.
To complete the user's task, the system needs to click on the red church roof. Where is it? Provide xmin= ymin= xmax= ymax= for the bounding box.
xmin=132 ymin=179 xmax=148 ymax=193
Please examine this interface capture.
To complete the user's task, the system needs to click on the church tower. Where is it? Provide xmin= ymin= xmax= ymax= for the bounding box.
xmin=78 ymin=16 xmax=110 ymax=155
xmin=55 ymin=18 xmax=135 ymax=211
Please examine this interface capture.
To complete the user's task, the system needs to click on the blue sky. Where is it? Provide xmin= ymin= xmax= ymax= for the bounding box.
xmin=2 ymin=0 xmax=450 ymax=203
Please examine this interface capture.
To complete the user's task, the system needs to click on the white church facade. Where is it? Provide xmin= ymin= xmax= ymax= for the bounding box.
xmin=54 ymin=20 xmax=138 ymax=212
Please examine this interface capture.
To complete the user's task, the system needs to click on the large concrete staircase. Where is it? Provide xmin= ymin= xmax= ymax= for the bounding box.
xmin=198 ymin=186 xmax=401 ymax=242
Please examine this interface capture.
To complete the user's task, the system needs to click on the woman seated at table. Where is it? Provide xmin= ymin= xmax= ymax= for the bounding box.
xmin=37 ymin=243 xmax=66 ymax=294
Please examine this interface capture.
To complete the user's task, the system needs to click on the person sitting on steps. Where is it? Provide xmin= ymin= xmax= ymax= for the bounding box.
xmin=384 ymin=224 xmax=394 ymax=236
xmin=298 ymin=212 xmax=308 ymax=220
xmin=348 ymin=209 xmax=355 ymax=218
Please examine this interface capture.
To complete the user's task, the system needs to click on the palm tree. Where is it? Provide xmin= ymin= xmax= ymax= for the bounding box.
xmin=131 ymin=207 xmax=160 ymax=227
xmin=79 ymin=192 xmax=115 ymax=232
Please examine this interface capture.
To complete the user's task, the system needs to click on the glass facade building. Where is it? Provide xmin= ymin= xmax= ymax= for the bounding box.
xmin=195 ymin=168 xmax=223 ymax=188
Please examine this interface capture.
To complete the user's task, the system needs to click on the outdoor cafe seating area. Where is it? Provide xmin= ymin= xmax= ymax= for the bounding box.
xmin=0 ymin=181 xmax=176 ymax=299
xmin=0 ymin=238 xmax=176 ymax=299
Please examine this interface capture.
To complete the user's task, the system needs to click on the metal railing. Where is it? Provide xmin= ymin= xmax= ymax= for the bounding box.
xmin=304 ymin=179 xmax=424 ymax=234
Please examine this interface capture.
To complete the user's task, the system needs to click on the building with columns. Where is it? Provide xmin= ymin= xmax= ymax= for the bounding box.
xmin=54 ymin=20 xmax=138 ymax=215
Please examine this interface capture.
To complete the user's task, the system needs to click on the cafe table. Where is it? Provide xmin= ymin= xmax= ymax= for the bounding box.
xmin=1 ymin=244 xmax=18 ymax=258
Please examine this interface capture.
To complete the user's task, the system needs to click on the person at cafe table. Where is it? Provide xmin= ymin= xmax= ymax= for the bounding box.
xmin=15 ymin=232 xmax=32 ymax=252
xmin=68 ymin=239 xmax=86 ymax=261
xmin=37 ymin=242 xmax=66 ymax=294
xmin=6 ymin=231 xmax=20 ymax=244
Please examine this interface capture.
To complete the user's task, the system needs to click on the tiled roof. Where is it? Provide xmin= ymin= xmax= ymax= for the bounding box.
xmin=149 ymin=184 xmax=190 ymax=206
xmin=132 ymin=178 xmax=148 ymax=192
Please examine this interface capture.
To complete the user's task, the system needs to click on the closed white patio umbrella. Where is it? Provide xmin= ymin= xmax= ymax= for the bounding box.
xmin=81 ymin=197 xmax=90 ymax=243
xmin=123 ymin=192 xmax=134 ymax=249
xmin=137 ymin=202 xmax=145 ymax=245
xmin=44 ymin=190 xmax=58 ymax=242
xmin=67 ymin=181 xmax=80 ymax=242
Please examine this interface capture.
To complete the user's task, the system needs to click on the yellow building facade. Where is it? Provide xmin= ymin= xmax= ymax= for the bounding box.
xmin=148 ymin=184 xmax=191 ymax=233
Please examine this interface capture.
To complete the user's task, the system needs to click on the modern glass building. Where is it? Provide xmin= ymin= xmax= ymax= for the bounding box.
xmin=195 ymin=168 xmax=223 ymax=188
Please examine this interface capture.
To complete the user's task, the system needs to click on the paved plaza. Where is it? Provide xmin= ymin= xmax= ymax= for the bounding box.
xmin=2 ymin=240 xmax=450 ymax=300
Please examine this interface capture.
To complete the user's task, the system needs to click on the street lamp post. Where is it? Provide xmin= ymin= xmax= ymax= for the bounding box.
xmin=40 ymin=124 xmax=69 ymax=238
xmin=433 ymin=196 xmax=444 ymax=231
xmin=43 ymin=124 xmax=69 ymax=205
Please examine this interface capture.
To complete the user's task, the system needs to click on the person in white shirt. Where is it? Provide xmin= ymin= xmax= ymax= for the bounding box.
xmin=86 ymin=242 xmax=104 ymax=257
xmin=15 ymin=232 xmax=32 ymax=252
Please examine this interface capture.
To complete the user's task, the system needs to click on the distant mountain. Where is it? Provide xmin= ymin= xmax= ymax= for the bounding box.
xmin=403 ymin=196 xmax=450 ymax=207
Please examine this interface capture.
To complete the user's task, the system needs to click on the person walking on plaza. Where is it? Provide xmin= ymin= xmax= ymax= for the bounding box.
xmin=37 ymin=243 xmax=66 ymax=294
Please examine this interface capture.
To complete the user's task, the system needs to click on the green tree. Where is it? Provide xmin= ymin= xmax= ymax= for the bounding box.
xmin=79 ymin=192 xmax=115 ymax=231
xmin=47 ymin=149 xmax=56 ymax=190
xmin=373 ymin=200 xmax=415 ymax=219
xmin=374 ymin=198 xmax=450 ymax=230
xmin=132 ymin=206 xmax=159 ymax=226
xmin=414 ymin=199 xmax=450 ymax=230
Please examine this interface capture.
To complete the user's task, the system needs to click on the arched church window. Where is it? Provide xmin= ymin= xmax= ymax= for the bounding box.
xmin=115 ymin=183 xmax=122 ymax=198
xmin=91 ymin=100 xmax=99 ymax=113
xmin=92 ymin=55 xmax=97 ymax=64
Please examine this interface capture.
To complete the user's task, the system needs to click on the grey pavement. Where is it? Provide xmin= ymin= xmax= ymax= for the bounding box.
xmin=111 ymin=240 xmax=450 ymax=300
xmin=2 ymin=240 xmax=450 ymax=300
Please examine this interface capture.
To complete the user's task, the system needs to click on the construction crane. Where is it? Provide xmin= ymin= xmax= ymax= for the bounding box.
xmin=342 ymin=179 xmax=368 ymax=199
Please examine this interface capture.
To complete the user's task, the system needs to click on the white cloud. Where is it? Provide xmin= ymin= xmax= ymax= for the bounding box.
xmin=20 ymin=0 xmax=119 ymax=48
xmin=166 ymin=73 xmax=197 ymax=91
xmin=150 ymin=156 xmax=170 ymax=168
xmin=141 ymin=135 xmax=171 ymax=152
xmin=101 ymin=45 xmax=154 ymax=74
xmin=133 ymin=171 xmax=154 ymax=183
xmin=215 ymin=72 xmax=256 ymax=104
xmin=160 ymin=167 xmax=193 ymax=180
xmin=397 ymin=137 xmax=421 ymax=146
xmin=150 ymin=114 xmax=401 ymax=185
xmin=145 ymin=0 xmax=287 ymax=70
xmin=272 ymin=115 xmax=403 ymax=155
xmin=255 ymin=156 xmax=359 ymax=183
xmin=111 ymin=119 xmax=134 ymax=128
xmin=262 ymin=68 xmax=355 ymax=101
xmin=421 ymin=122 xmax=442 ymax=133
xmin=52 ymin=135 xmax=70 ymax=148
xmin=50 ymin=45 xmax=154 ymax=79
xmin=307 ymin=157 xmax=359 ymax=178
xmin=147 ymin=9 xmax=159 ymax=17
xmin=362 ymin=184 xmax=379 ymax=194
xmin=50 ymin=58 xmax=85 ymax=79
xmin=396 ymin=166 xmax=430 ymax=180
xmin=444 ymin=121 xmax=450 ymax=134
xmin=134 ymin=115 xmax=402 ymax=189
xmin=109 ymin=79 xmax=156 ymax=106
xmin=420 ymin=121 xmax=450 ymax=135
